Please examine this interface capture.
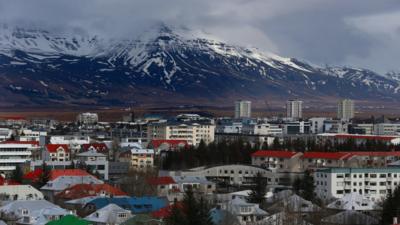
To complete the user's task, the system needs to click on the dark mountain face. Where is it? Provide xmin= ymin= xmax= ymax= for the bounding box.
xmin=0 ymin=25 xmax=399 ymax=107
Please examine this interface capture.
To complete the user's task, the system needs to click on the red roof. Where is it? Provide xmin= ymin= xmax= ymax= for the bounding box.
xmin=23 ymin=169 xmax=92 ymax=182
xmin=251 ymin=150 xmax=299 ymax=158
xmin=1 ymin=141 xmax=39 ymax=146
xmin=151 ymin=202 xmax=183 ymax=219
xmin=56 ymin=183 xmax=127 ymax=200
xmin=346 ymin=151 xmax=400 ymax=157
xmin=334 ymin=134 xmax=399 ymax=141
xmin=0 ymin=116 xmax=26 ymax=121
xmin=302 ymin=152 xmax=352 ymax=160
xmin=50 ymin=169 xmax=92 ymax=180
xmin=150 ymin=140 xmax=189 ymax=149
xmin=148 ymin=176 xmax=176 ymax=185
xmin=46 ymin=144 xmax=70 ymax=153
xmin=82 ymin=143 xmax=108 ymax=153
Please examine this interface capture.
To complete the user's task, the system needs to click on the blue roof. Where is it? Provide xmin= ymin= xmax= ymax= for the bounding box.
xmin=86 ymin=197 xmax=168 ymax=214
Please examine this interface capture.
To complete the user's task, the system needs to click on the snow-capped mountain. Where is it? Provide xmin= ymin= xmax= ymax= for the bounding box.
xmin=0 ymin=24 xmax=399 ymax=107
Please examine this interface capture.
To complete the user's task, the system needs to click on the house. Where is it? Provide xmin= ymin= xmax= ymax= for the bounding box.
xmin=218 ymin=198 xmax=268 ymax=225
xmin=46 ymin=144 xmax=70 ymax=162
xmin=348 ymin=151 xmax=400 ymax=167
xmin=41 ymin=175 xmax=103 ymax=202
xmin=23 ymin=169 xmax=96 ymax=183
xmin=83 ymin=197 xmax=168 ymax=215
xmin=0 ymin=200 xmax=69 ymax=225
xmin=82 ymin=143 xmax=109 ymax=154
xmin=56 ymin=183 xmax=127 ymax=205
xmin=301 ymin=152 xmax=355 ymax=169
xmin=76 ymin=150 xmax=109 ymax=180
xmin=46 ymin=215 xmax=92 ymax=225
xmin=119 ymin=147 xmax=154 ymax=170
xmin=315 ymin=167 xmax=400 ymax=202
xmin=326 ymin=193 xmax=380 ymax=211
xmin=260 ymin=211 xmax=313 ymax=225
xmin=148 ymin=139 xmax=188 ymax=154
xmin=85 ymin=203 xmax=133 ymax=225
xmin=251 ymin=150 xmax=302 ymax=173
xmin=321 ymin=210 xmax=379 ymax=225
xmin=0 ymin=185 xmax=44 ymax=201
xmin=267 ymin=194 xmax=321 ymax=214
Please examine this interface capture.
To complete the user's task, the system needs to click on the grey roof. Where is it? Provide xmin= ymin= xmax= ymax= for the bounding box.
xmin=222 ymin=198 xmax=268 ymax=217
xmin=41 ymin=175 xmax=103 ymax=191
xmin=77 ymin=149 xmax=106 ymax=157
xmin=171 ymin=175 xmax=214 ymax=185
xmin=0 ymin=200 xmax=69 ymax=225
xmin=261 ymin=211 xmax=313 ymax=225
xmin=85 ymin=203 xmax=133 ymax=224
xmin=268 ymin=194 xmax=321 ymax=213
xmin=322 ymin=211 xmax=379 ymax=225
xmin=327 ymin=193 xmax=380 ymax=211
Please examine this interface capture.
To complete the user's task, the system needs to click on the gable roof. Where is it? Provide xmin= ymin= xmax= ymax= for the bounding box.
xmin=321 ymin=210 xmax=379 ymax=225
xmin=46 ymin=144 xmax=70 ymax=153
xmin=302 ymin=152 xmax=352 ymax=160
xmin=326 ymin=193 xmax=380 ymax=211
xmin=251 ymin=150 xmax=299 ymax=158
xmin=147 ymin=176 xmax=176 ymax=185
xmin=86 ymin=197 xmax=168 ymax=214
xmin=82 ymin=143 xmax=108 ymax=153
xmin=346 ymin=151 xmax=400 ymax=157
xmin=56 ymin=183 xmax=127 ymax=200
xmin=85 ymin=203 xmax=132 ymax=224
xmin=149 ymin=140 xmax=189 ymax=149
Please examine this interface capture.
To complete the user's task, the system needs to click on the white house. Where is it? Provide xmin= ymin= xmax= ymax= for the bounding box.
xmin=0 ymin=185 xmax=44 ymax=201
xmin=85 ymin=203 xmax=133 ymax=225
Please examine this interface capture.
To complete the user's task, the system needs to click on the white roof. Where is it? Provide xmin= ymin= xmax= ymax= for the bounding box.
xmin=77 ymin=149 xmax=106 ymax=157
xmin=261 ymin=211 xmax=313 ymax=225
xmin=130 ymin=148 xmax=154 ymax=154
xmin=0 ymin=185 xmax=44 ymax=200
xmin=326 ymin=193 xmax=380 ymax=211
xmin=41 ymin=175 xmax=103 ymax=191
xmin=0 ymin=200 xmax=69 ymax=225
xmin=85 ymin=203 xmax=132 ymax=224
xmin=222 ymin=198 xmax=268 ymax=217
xmin=268 ymin=194 xmax=321 ymax=213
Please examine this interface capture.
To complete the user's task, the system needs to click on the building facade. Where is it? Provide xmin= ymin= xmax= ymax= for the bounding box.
xmin=235 ymin=100 xmax=252 ymax=118
xmin=286 ymin=100 xmax=303 ymax=119
xmin=337 ymin=99 xmax=354 ymax=121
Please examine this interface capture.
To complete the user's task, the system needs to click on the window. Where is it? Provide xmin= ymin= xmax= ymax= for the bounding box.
xmin=336 ymin=190 xmax=343 ymax=194
xmin=336 ymin=174 xmax=344 ymax=178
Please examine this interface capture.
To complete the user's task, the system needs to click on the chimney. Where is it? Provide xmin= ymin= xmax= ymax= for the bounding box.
xmin=394 ymin=217 xmax=398 ymax=225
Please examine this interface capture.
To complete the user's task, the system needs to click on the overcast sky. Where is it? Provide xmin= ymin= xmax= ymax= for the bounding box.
xmin=1 ymin=0 xmax=400 ymax=73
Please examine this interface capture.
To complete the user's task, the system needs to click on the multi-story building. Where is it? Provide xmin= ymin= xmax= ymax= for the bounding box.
xmin=286 ymin=100 xmax=303 ymax=119
xmin=309 ymin=117 xmax=329 ymax=134
xmin=50 ymin=135 xmax=90 ymax=153
xmin=242 ymin=122 xmax=283 ymax=136
xmin=76 ymin=112 xmax=99 ymax=124
xmin=76 ymin=150 xmax=109 ymax=180
xmin=282 ymin=121 xmax=310 ymax=135
xmin=251 ymin=150 xmax=302 ymax=173
xmin=0 ymin=128 xmax=12 ymax=141
xmin=235 ymin=100 xmax=252 ymax=118
xmin=119 ymin=147 xmax=154 ymax=170
xmin=45 ymin=144 xmax=70 ymax=162
xmin=337 ymin=99 xmax=354 ymax=121
xmin=315 ymin=167 xmax=400 ymax=202
xmin=374 ymin=123 xmax=400 ymax=135
xmin=17 ymin=129 xmax=47 ymax=142
xmin=147 ymin=120 xmax=215 ymax=146
xmin=0 ymin=141 xmax=39 ymax=175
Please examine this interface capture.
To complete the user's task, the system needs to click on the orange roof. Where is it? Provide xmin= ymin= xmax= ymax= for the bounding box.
xmin=302 ymin=152 xmax=353 ymax=160
xmin=251 ymin=150 xmax=299 ymax=158
xmin=56 ymin=183 xmax=127 ymax=200
xmin=46 ymin=144 xmax=70 ymax=153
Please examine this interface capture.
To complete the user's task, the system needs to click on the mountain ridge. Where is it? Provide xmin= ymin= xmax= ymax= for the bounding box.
xmin=0 ymin=24 xmax=399 ymax=107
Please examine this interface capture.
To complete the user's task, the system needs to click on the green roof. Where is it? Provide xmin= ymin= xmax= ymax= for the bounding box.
xmin=46 ymin=215 xmax=91 ymax=225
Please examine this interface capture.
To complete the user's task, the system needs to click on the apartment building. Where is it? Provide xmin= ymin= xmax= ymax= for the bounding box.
xmin=286 ymin=100 xmax=303 ymax=119
xmin=315 ymin=167 xmax=400 ymax=202
xmin=147 ymin=120 xmax=215 ymax=146
xmin=0 ymin=141 xmax=39 ymax=175
xmin=251 ymin=150 xmax=302 ymax=173
xmin=235 ymin=100 xmax=252 ymax=118
xmin=119 ymin=147 xmax=154 ymax=170
xmin=45 ymin=144 xmax=70 ymax=162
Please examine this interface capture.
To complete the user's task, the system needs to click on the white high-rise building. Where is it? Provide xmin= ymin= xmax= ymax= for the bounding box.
xmin=77 ymin=112 xmax=99 ymax=124
xmin=337 ymin=99 xmax=354 ymax=121
xmin=286 ymin=100 xmax=303 ymax=119
xmin=234 ymin=100 xmax=251 ymax=118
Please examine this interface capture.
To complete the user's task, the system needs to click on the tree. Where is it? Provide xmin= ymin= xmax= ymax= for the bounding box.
xmin=165 ymin=200 xmax=186 ymax=225
xmin=11 ymin=165 xmax=23 ymax=183
xmin=272 ymin=137 xmax=281 ymax=149
xmin=301 ymin=170 xmax=315 ymax=202
xmin=247 ymin=172 xmax=268 ymax=204
xmin=381 ymin=186 xmax=400 ymax=225
xmin=36 ymin=163 xmax=50 ymax=188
